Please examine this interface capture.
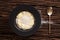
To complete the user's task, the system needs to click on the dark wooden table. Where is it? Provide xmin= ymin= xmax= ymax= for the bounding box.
xmin=0 ymin=0 xmax=60 ymax=40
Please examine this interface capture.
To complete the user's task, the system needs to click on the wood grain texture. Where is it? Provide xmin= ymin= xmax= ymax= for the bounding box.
xmin=0 ymin=0 xmax=60 ymax=40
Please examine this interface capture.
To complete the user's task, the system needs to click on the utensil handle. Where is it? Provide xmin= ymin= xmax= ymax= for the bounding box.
xmin=49 ymin=15 xmax=51 ymax=34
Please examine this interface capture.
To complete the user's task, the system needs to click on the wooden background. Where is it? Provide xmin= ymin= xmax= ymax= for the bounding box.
xmin=0 ymin=0 xmax=60 ymax=40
